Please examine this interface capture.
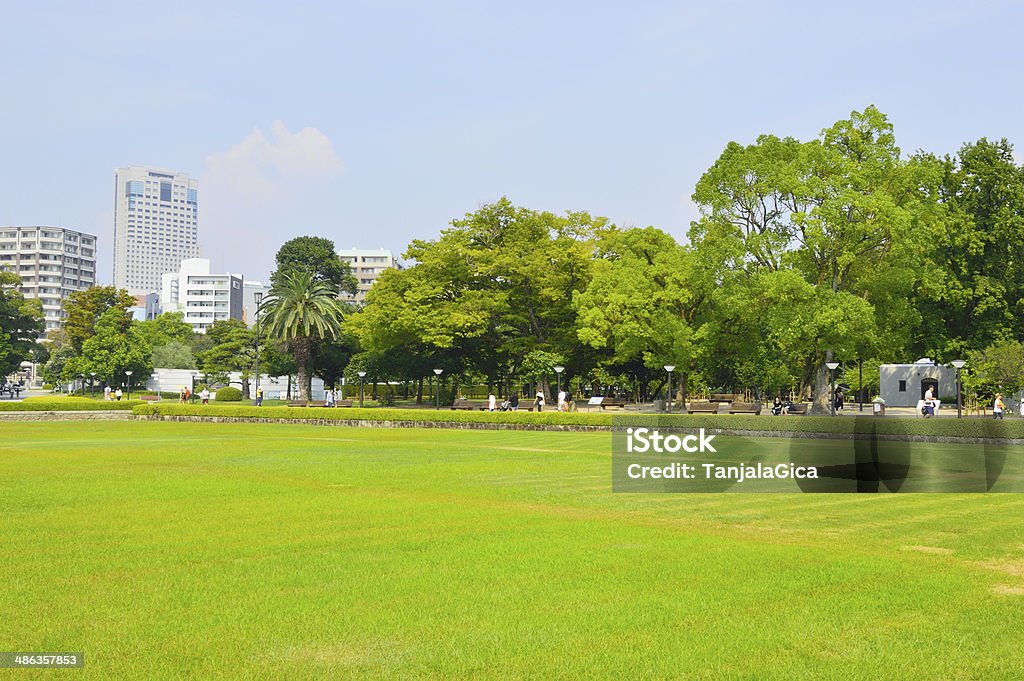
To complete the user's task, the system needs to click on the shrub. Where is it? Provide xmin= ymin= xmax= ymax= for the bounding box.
xmin=216 ymin=387 xmax=243 ymax=402
xmin=0 ymin=397 xmax=135 ymax=411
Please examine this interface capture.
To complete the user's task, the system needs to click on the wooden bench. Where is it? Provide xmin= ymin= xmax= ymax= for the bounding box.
xmin=729 ymin=402 xmax=762 ymax=415
xmin=139 ymin=394 xmax=161 ymax=402
xmin=288 ymin=401 xmax=307 ymax=407
xmin=335 ymin=399 xmax=354 ymax=408
xmin=450 ymin=401 xmax=483 ymax=411
xmin=787 ymin=403 xmax=808 ymax=415
xmin=687 ymin=401 xmax=720 ymax=414
xmin=599 ymin=399 xmax=626 ymax=410
xmin=308 ymin=400 xmax=327 ymax=408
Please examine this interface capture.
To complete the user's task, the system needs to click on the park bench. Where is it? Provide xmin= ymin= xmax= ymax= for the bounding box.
xmin=787 ymin=403 xmax=808 ymax=415
xmin=139 ymin=394 xmax=160 ymax=402
xmin=450 ymin=401 xmax=483 ymax=411
xmin=729 ymin=402 xmax=762 ymax=415
xmin=687 ymin=401 xmax=720 ymax=414
xmin=308 ymin=400 xmax=328 ymax=408
xmin=599 ymin=399 xmax=626 ymax=410
xmin=335 ymin=399 xmax=354 ymax=408
xmin=288 ymin=401 xmax=307 ymax=407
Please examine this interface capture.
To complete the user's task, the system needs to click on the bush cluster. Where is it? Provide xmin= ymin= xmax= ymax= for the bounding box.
xmin=215 ymin=387 xmax=243 ymax=402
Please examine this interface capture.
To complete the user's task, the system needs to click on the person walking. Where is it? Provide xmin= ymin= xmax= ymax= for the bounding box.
xmin=255 ymin=386 xmax=263 ymax=407
xmin=326 ymin=389 xmax=335 ymax=408
xmin=557 ymin=389 xmax=567 ymax=412
xmin=200 ymin=387 xmax=210 ymax=405
xmin=534 ymin=391 xmax=544 ymax=412
xmin=488 ymin=393 xmax=497 ymax=412
xmin=114 ymin=387 xmax=123 ymax=401
xmin=179 ymin=386 xmax=186 ymax=403
xmin=993 ymin=393 xmax=1006 ymax=420
xmin=104 ymin=385 xmax=111 ymax=401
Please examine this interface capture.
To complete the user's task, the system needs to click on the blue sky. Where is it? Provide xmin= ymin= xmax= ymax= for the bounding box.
xmin=2 ymin=0 xmax=1022 ymax=284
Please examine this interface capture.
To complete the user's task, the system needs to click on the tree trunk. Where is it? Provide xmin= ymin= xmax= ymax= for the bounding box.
xmin=811 ymin=351 xmax=832 ymax=415
xmin=293 ymin=337 xmax=312 ymax=402
xmin=416 ymin=377 xmax=423 ymax=404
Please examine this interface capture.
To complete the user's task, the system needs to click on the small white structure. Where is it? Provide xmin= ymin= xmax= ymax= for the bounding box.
xmin=879 ymin=358 xmax=957 ymax=407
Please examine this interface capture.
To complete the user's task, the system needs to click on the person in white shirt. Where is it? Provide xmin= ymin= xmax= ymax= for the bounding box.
xmin=200 ymin=388 xmax=210 ymax=405
xmin=488 ymin=393 xmax=496 ymax=411
xmin=558 ymin=390 xmax=567 ymax=412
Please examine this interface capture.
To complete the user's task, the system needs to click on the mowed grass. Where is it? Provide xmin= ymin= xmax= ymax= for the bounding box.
xmin=2 ymin=422 xmax=1023 ymax=680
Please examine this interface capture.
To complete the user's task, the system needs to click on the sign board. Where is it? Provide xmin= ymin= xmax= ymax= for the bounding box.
xmin=588 ymin=397 xmax=604 ymax=405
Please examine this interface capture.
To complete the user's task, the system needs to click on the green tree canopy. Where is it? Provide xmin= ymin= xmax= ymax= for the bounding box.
xmin=270 ymin=236 xmax=358 ymax=295
xmin=0 ymin=270 xmax=45 ymax=378
xmin=63 ymin=286 xmax=136 ymax=354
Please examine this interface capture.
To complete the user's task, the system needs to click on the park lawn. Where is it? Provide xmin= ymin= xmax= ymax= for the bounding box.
xmin=1 ymin=422 xmax=1023 ymax=680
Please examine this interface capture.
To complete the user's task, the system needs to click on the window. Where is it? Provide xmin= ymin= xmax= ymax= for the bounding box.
xmin=160 ymin=182 xmax=172 ymax=202
xmin=898 ymin=380 xmax=907 ymax=392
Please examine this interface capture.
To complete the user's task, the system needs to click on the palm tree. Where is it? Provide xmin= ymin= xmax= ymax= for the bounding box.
xmin=260 ymin=271 xmax=345 ymax=401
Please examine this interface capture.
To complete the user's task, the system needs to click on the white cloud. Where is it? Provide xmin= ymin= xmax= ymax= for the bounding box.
xmin=203 ymin=121 xmax=342 ymax=197
xmin=199 ymin=122 xmax=344 ymax=282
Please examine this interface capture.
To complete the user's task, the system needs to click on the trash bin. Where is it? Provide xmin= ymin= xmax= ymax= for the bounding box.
xmin=873 ymin=399 xmax=886 ymax=416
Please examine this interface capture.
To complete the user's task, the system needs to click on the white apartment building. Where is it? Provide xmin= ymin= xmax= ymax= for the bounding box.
xmin=160 ymin=258 xmax=243 ymax=333
xmin=0 ymin=226 xmax=97 ymax=334
xmin=114 ymin=166 xmax=199 ymax=295
xmin=337 ymin=248 xmax=402 ymax=303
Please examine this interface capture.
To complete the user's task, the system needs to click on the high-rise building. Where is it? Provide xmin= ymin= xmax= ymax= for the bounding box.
xmin=113 ymin=166 xmax=199 ymax=295
xmin=337 ymin=248 xmax=402 ymax=304
xmin=160 ymin=258 xmax=243 ymax=333
xmin=0 ymin=226 xmax=97 ymax=335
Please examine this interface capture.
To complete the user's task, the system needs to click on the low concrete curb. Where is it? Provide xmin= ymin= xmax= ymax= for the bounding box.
xmin=0 ymin=411 xmax=134 ymax=421
xmin=133 ymin=415 xmax=1024 ymax=445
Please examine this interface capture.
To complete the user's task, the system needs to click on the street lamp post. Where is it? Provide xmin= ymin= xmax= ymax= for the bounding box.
xmin=90 ymin=372 xmax=96 ymax=398
xmin=125 ymin=370 xmax=134 ymax=401
xmin=191 ymin=372 xmax=198 ymax=404
xmin=357 ymin=371 xmax=366 ymax=408
xmin=433 ymin=369 xmax=444 ymax=409
xmin=254 ymin=292 xmax=263 ymax=404
xmin=554 ymin=366 xmax=564 ymax=409
xmin=664 ymin=365 xmax=676 ymax=413
xmin=952 ymin=359 xmax=966 ymax=419
xmin=858 ymin=358 xmax=864 ymax=412
xmin=825 ymin=361 xmax=840 ymax=416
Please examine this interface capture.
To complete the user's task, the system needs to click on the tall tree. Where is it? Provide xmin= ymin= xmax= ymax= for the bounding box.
xmin=347 ymin=198 xmax=602 ymax=398
xmin=691 ymin=106 xmax=938 ymax=411
xmin=261 ymin=270 xmax=346 ymax=401
xmin=574 ymin=227 xmax=713 ymax=402
xmin=0 ymin=270 xmax=45 ymax=378
xmin=197 ymin=318 xmax=256 ymax=397
xmin=64 ymin=307 xmax=152 ymax=388
xmin=270 ymin=236 xmax=358 ymax=295
xmin=63 ymin=286 xmax=136 ymax=353
xmin=916 ymin=138 xmax=1024 ymax=358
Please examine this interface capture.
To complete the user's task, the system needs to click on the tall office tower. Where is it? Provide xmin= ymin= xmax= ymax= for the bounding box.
xmin=0 ymin=226 xmax=98 ymax=335
xmin=113 ymin=166 xmax=199 ymax=295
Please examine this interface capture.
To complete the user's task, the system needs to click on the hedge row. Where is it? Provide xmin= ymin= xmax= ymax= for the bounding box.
xmin=0 ymin=397 xmax=136 ymax=411
xmin=128 ymin=404 xmax=1024 ymax=439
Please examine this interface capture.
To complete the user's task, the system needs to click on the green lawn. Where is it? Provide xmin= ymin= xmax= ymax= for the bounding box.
xmin=2 ymin=422 xmax=1023 ymax=679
